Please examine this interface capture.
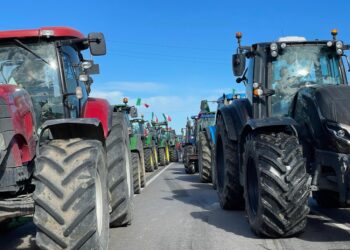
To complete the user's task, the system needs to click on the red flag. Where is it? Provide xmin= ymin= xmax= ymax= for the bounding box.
xmin=144 ymin=103 xmax=150 ymax=108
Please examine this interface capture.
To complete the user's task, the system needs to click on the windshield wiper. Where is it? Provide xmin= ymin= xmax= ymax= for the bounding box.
xmin=13 ymin=39 xmax=50 ymax=65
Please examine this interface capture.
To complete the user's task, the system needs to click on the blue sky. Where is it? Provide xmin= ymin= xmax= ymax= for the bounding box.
xmin=2 ymin=0 xmax=350 ymax=132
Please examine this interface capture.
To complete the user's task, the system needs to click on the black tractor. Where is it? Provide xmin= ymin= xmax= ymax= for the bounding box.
xmin=215 ymin=30 xmax=350 ymax=238
xmin=183 ymin=116 xmax=198 ymax=174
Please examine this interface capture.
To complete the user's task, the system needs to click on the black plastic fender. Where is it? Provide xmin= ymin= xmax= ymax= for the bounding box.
xmin=217 ymin=99 xmax=252 ymax=142
xmin=38 ymin=118 xmax=105 ymax=148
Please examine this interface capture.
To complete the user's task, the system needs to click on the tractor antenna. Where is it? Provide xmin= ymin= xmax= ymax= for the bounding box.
xmin=236 ymin=32 xmax=242 ymax=53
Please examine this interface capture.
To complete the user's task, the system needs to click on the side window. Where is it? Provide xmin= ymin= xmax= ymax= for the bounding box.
xmin=61 ymin=46 xmax=88 ymax=117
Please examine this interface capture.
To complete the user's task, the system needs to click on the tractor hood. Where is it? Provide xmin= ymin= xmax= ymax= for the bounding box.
xmin=314 ymin=84 xmax=350 ymax=125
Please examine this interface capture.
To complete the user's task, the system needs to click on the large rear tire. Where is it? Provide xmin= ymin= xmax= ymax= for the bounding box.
xmin=198 ymin=131 xmax=212 ymax=183
xmin=107 ymin=112 xmax=134 ymax=227
xmin=159 ymin=148 xmax=166 ymax=166
xmin=243 ymin=132 xmax=310 ymax=237
xmin=34 ymin=139 xmax=109 ymax=250
xmin=144 ymin=148 xmax=155 ymax=172
xmin=132 ymin=152 xmax=142 ymax=194
xmin=169 ymin=146 xmax=178 ymax=162
xmin=215 ymin=115 xmax=244 ymax=210
xmin=165 ymin=146 xmax=170 ymax=165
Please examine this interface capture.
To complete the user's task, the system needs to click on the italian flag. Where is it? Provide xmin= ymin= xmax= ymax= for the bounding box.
xmin=152 ymin=112 xmax=158 ymax=123
xmin=136 ymin=98 xmax=150 ymax=108
xmin=163 ymin=113 xmax=172 ymax=122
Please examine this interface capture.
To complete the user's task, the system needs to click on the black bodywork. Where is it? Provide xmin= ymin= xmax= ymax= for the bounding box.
xmin=218 ymin=39 xmax=350 ymax=206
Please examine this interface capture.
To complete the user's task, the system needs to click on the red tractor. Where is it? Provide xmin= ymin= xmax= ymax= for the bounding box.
xmin=0 ymin=27 xmax=133 ymax=249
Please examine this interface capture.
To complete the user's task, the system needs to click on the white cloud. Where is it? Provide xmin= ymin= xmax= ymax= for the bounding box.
xmin=91 ymin=90 xmax=124 ymax=104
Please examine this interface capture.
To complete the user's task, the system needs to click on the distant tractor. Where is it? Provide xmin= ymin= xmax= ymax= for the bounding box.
xmin=215 ymin=30 xmax=350 ymax=237
xmin=168 ymin=128 xmax=179 ymax=162
xmin=152 ymin=120 xmax=170 ymax=166
xmin=0 ymin=27 xmax=134 ymax=249
xmin=183 ymin=116 xmax=198 ymax=174
xmin=114 ymin=98 xmax=146 ymax=194
xmin=131 ymin=115 xmax=158 ymax=172
xmin=196 ymin=100 xmax=216 ymax=183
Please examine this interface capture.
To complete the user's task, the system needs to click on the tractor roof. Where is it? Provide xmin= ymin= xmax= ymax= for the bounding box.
xmin=0 ymin=26 xmax=85 ymax=40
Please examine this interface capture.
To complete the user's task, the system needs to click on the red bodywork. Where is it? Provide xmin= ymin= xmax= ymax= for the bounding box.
xmin=0 ymin=26 xmax=84 ymax=40
xmin=0 ymin=85 xmax=36 ymax=166
xmin=83 ymin=98 xmax=111 ymax=138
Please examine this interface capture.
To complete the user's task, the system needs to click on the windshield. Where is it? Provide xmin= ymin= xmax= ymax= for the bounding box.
xmin=199 ymin=114 xmax=215 ymax=128
xmin=271 ymin=44 xmax=343 ymax=116
xmin=0 ymin=42 xmax=63 ymax=126
xmin=132 ymin=122 xmax=143 ymax=135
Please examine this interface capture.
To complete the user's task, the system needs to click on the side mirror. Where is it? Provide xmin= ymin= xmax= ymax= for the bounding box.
xmin=88 ymin=32 xmax=106 ymax=56
xmin=232 ymin=54 xmax=246 ymax=76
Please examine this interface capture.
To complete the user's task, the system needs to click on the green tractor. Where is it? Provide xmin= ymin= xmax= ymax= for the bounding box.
xmin=131 ymin=116 xmax=158 ymax=172
xmin=152 ymin=120 xmax=171 ymax=166
xmin=114 ymin=98 xmax=146 ymax=194
xmin=167 ymin=128 xmax=179 ymax=162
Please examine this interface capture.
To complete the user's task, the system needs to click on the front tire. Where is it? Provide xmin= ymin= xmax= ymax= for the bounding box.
xmin=34 ymin=139 xmax=109 ymax=250
xmin=243 ymin=132 xmax=310 ymax=237
xmin=169 ymin=146 xmax=178 ymax=162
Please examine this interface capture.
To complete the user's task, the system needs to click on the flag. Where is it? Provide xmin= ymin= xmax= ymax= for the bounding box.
xmin=136 ymin=98 xmax=141 ymax=106
xmin=144 ymin=103 xmax=150 ymax=108
xmin=163 ymin=113 xmax=172 ymax=122
xmin=152 ymin=112 xmax=158 ymax=122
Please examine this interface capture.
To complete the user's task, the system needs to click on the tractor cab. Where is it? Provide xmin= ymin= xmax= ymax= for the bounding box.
xmin=232 ymin=29 xmax=348 ymax=119
xmin=0 ymin=27 xmax=105 ymax=129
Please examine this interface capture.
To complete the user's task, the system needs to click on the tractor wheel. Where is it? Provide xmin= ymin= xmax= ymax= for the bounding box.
xmin=135 ymin=138 xmax=146 ymax=188
xmin=211 ymin=145 xmax=217 ymax=189
xmin=313 ymin=190 xmax=342 ymax=208
xmin=34 ymin=139 xmax=109 ymax=250
xmin=185 ymin=162 xmax=196 ymax=174
xmin=215 ymin=115 xmax=244 ymax=210
xmin=107 ymin=112 xmax=133 ymax=227
xmin=169 ymin=146 xmax=178 ymax=162
xmin=243 ymin=132 xmax=310 ymax=237
xmin=198 ymin=131 xmax=212 ymax=183
xmin=144 ymin=148 xmax=155 ymax=172
xmin=132 ymin=152 xmax=142 ymax=194
xmin=159 ymin=148 xmax=166 ymax=166
xmin=153 ymin=146 xmax=159 ymax=170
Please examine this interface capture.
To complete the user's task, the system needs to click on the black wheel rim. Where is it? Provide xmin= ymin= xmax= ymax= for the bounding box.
xmin=247 ymin=156 xmax=259 ymax=216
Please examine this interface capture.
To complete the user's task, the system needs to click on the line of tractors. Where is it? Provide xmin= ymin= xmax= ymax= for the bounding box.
xmin=0 ymin=26 xmax=179 ymax=249
xmin=183 ymin=30 xmax=350 ymax=238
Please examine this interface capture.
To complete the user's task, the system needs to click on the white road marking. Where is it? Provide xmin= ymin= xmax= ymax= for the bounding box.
xmin=146 ymin=163 xmax=174 ymax=186
xmin=134 ymin=163 xmax=175 ymax=196
xmin=309 ymin=211 xmax=350 ymax=232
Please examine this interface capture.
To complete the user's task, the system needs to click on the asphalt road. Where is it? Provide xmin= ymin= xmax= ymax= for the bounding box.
xmin=1 ymin=162 xmax=350 ymax=250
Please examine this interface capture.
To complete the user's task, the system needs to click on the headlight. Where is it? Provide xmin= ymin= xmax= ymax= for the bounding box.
xmin=336 ymin=41 xmax=343 ymax=49
xmin=0 ymin=133 xmax=5 ymax=151
xmin=326 ymin=121 xmax=350 ymax=143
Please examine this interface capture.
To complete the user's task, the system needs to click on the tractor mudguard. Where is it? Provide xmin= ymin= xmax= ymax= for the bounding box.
xmin=241 ymin=117 xmax=298 ymax=141
xmin=38 ymin=118 xmax=105 ymax=146
xmin=217 ymin=99 xmax=252 ymax=142
xmin=82 ymin=97 xmax=112 ymax=138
